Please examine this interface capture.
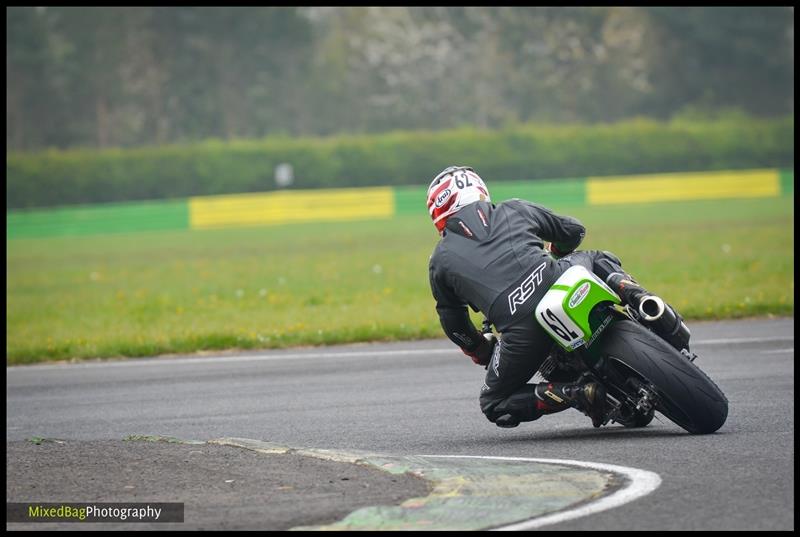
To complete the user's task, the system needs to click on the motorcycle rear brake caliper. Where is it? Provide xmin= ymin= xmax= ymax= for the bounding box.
xmin=625 ymin=378 xmax=659 ymax=414
xmin=636 ymin=388 xmax=655 ymax=414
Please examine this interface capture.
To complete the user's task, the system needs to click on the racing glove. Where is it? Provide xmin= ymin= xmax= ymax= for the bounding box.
xmin=461 ymin=332 xmax=498 ymax=367
xmin=548 ymin=241 xmax=571 ymax=259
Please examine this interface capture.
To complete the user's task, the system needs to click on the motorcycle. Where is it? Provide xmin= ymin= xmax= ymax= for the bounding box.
xmin=485 ymin=264 xmax=729 ymax=434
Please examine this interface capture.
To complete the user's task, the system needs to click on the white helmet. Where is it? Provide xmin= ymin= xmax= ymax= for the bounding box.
xmin=426 ymin=166 xmax=490 ymax=233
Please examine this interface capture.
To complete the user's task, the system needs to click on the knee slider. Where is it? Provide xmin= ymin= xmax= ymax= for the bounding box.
xmin=480 ymin=386 xmax=541 ymax=426
xmin=494 ymin=414 xmax=521 ymax=428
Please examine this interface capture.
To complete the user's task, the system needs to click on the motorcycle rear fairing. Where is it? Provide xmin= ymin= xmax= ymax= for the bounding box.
xmin=535 ymin=265 xmax=621 ymax=351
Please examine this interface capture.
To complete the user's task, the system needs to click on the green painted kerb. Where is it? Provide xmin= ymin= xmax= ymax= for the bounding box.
xmin=489 ymin=177 xmax=587 ymax=208
xmin=7 ymin=199 xmax=189 ymax=239
xmin=780 ymin=169 xmax=794 ymax=196
xmin=296 ymin=456 xmax=614 ymax=531
xmin=393 ymin=185 xmax=429 ymax=216
xmin=394 ymin=177 xmax=587 ymax=216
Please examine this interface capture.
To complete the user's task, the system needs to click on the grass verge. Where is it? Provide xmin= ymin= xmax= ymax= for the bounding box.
xmin=7 ymin=196 xmax=793 ymax=364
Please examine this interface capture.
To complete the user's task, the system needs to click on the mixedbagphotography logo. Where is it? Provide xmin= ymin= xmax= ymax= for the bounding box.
xmin=6 ymin=503 xmax=184 ymax=523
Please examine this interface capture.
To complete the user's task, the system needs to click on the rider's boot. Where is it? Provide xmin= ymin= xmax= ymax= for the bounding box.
xmin=535 ymin=380 xmax=608 ymax=428
xmin=605 ymin=272 xmax=691 ymax=353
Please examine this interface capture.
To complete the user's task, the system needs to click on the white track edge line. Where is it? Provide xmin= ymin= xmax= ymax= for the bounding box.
xmin=8 ymin=336 xmax=793 ymax=371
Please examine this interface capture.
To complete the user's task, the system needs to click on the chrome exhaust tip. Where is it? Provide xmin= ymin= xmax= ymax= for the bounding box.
xmin=639 ymin=295 xmax=666 ymax=322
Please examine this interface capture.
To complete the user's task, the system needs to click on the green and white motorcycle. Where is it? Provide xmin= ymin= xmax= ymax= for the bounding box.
xmin=529 ymin=265 xmax=728 ymax=434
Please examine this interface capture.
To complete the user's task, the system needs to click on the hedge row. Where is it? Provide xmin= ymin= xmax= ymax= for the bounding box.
xmin=6 ymin=116 xmax=794 ymax=209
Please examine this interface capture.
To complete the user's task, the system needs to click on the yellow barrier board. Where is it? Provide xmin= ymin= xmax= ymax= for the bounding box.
xmin=586 ymin=169 xmax=780 ymax=205
xmin=190 ymin=186 xmax=394 ymax=229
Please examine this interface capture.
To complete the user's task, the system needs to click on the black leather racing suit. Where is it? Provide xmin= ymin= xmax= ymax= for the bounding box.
xmin=428 ymin=199 xmax=625 ymax=427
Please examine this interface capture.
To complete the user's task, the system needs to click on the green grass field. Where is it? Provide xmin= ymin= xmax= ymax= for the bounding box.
xmin=6 ymin=196 xmax=794 ymax=364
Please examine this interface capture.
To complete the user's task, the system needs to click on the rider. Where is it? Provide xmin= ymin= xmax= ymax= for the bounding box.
xmin=427 ymin=165 xmax=688 ymax=429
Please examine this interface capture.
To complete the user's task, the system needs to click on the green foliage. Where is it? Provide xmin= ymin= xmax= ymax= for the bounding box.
xmin=6 ymin=7 xmax=794 ymax=151
xmin=6 ymin=197 xmax=794 ymax=364
xmin=641 ymin=7 xmax=794 ymax=117
xmin=7 ymin=116 xmax=794 ymax=209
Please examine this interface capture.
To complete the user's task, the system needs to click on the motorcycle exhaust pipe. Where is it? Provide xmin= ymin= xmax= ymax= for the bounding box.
xmin=638 ymin=295 xmax=691 ymax=352
xmin=638 ymin=295 xmax=666 ymax=322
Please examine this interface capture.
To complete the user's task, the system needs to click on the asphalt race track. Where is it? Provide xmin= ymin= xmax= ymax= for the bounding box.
xmin=6 ymin=317 xmax=794 ymax=530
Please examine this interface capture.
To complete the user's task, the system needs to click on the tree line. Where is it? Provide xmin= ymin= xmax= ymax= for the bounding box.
xmin=7 ymin=6 xmax=794 ymax=151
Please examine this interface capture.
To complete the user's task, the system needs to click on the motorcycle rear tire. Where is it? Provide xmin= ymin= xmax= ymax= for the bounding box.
xmin=599 ymin=319 xmax=728 ymax=434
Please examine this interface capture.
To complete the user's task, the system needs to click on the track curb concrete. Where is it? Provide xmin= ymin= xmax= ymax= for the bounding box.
xmin=207 ymin=437 xmax=630 ymax=531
